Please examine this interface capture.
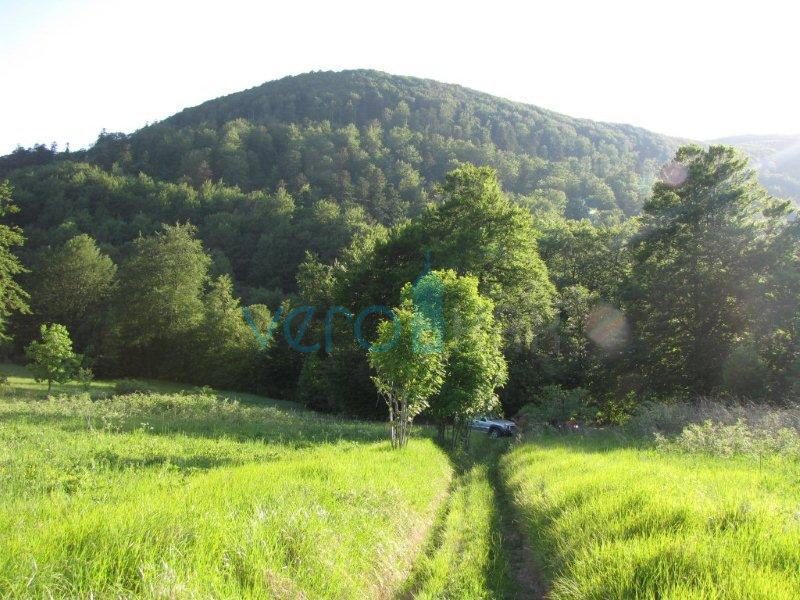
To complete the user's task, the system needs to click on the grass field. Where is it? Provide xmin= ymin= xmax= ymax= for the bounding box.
xmin=502 ymin=434 xmax=800 ymax=599
xmin=4 ymin=363 xmax=799 ymax=598
xmin=0 ymin=365 xmax=457 ymax=598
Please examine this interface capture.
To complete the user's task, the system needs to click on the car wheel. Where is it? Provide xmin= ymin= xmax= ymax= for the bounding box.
xmin=489 ymin=428 xmax=499 ymax=439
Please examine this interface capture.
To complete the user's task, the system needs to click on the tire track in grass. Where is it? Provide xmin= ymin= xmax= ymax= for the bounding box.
xmin=488 ymin=440 xmax=548 ymax=599
xmin=396 ymin=435 xmax=546 ymax=599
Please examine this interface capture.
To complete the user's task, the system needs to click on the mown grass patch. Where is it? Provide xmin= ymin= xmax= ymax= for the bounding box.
xmin=502 ymin=434 xmax=800 ymax=599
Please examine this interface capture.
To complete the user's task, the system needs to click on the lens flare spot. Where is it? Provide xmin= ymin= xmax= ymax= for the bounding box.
xmin=659 ymin=161 xmax=689 ymax=187
xmin=586 ymin=304 xmax=629 ymax=352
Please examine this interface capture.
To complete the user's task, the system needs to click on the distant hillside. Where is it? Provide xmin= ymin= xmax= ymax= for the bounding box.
xmin=77 ymin=70 xmax=683 ymax=223
xmin=3 ymin=72 xmax=797 ymax=223
xmin=713 ymin=134 xmax=800 ymax=203
xmin=1 ymin=70 xmax=797 ymax=305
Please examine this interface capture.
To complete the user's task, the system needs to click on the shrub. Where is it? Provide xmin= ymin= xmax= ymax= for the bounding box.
xmin=722 ymin=344 xmax=769 ymax=399
xmin=114 ymin=379 xmax=152 ymax=395
xmin=517 ymin=385 xmax=588 ymax=426
xmin=656 ymin=419 xmax=800 ymax=459
xmin=189 ymin=385 xmax=216 ymax=397
xmin=626 ymin=398 xmax=800 ymax=437
xmin=76 ymin=367 xmax=94 ymax=392
xmin=593 ymin=390 xmax=640 ymax=425
xmin=108 ymin=391 xmax=227 ymax=416
xmin=624 ymin=398 xmax=800 ymax=460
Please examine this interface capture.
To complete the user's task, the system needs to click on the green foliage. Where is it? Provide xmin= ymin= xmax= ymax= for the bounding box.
xmin=721 ymin=344 xmax=769 ymax=398
xmin=536 ymin=217 xmax=634 ymax=303
xmin=369 ymin=295 xmax=446 ymax=448
xmin=1 ymin=76 xmax=798 ymax=413
xmin=308 ymin=166 xmax=553 ymax=417
xmin=118 ymin=223 xmax=209 ymax=344
xmin=24 ymin=323 xmax=81 ymax=392
xmin=423 ymin=270 xmax=508 ymax=442
xmin=517 ymin=385 xmax=588 ymax=425
xmin=103 ymin=226 xmax=265 ymax=390
xmin=368 ymin=269 xmax=507 ymax=446
xmin=20 ymin=234 xmax=116 ymax=351
xmin=0 ymin=180 xmax=29 ymax=341
xmin=111 ymin=223 xmax=210 ymax=377
xmin=191 ymin=274 xmax=264 ymax=389
xmin=78 ymin=70 xmax=676 ymax=222
xmin=332 ymin=164 xmax=556 ymax=341
xmin=628 ymin=145 xmax=794 ymax=396
xmin=429 ymin=166 xmax=556 ymax=345
xmin=592 ymin=390 xmax=640 ymax=425
xmin=749 ymin=217 xmax=800 ymax=397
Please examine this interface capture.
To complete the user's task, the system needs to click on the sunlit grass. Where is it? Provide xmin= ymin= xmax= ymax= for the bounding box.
xmin=0 ymin=361 xmax=118 ymax=398
xmin=0 ymin=367 xmax=453 ymax=598
xmin=0 ymin=362 xmax=299 ymax=409
xmin=502 ymin=434 xmax=800 ymax=599
xmin=12 ymin=359 xmax=796 ymax=598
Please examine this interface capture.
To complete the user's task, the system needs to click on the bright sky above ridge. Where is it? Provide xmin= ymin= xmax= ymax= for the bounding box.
xmin=0 ymin=0 xmax=796 ymax=154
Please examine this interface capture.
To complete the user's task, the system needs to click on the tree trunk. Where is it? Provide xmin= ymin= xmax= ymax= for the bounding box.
xmin=388 ymin=398 xmax=396 ymax=448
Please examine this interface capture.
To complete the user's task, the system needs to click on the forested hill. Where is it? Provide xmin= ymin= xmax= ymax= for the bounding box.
xmin=2 ymin=70 xmax=682 ymax=225
xmin=112 ymin=70 xmax=684 ymax=221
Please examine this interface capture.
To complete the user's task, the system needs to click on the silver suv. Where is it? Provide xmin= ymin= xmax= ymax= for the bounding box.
xmin=469 ymin=416 xmax=518 ymax=438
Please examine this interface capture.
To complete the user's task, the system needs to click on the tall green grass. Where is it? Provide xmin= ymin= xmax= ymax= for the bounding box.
xmin=502 ymin=434 xmax=800 ymax=599
xmin=0 ymin=373 xmax=454 ymax=598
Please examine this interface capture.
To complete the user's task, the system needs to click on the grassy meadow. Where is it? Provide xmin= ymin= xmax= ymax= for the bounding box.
xmin=0 ymin=365 xmax=457 ymax=598
xmin=3 ymin=363 xmax=800 ymax=599
xmin=502 ymin=433 xmax=800 ymax=599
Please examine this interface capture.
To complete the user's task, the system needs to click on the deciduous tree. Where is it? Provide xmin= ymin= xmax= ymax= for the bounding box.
xmin=25 ymin=323 xmax=81 ymax=393
xmin=0 ymin=180 xmax=28 ymax=342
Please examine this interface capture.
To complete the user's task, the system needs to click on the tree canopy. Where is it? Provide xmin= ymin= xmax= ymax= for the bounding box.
xmin=0 ymin=180 xmax=28 ymax=342
xmin=0 ymin=71 xmax=798 ymax=424
xmin=627 ymin=145 xmax=792 ymax=396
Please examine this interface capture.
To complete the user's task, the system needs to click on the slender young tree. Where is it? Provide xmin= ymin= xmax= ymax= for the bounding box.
xmin=424 ymin=271 xmax=508 ymax=446
xmin=369 ymin=295 xmax=445 ymax=449
xmin=25 ymin=323 xmax=81 ymax=393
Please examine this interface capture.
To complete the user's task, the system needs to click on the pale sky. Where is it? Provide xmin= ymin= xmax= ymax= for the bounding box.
xmin=1 ymin=0 xmax=797 ymax=154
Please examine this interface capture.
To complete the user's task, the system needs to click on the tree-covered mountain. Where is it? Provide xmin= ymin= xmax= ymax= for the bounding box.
xmin=3 ymin=70 xmax=685 ymax=225
xmin=121 ymin=69 xmax=680 ymax=217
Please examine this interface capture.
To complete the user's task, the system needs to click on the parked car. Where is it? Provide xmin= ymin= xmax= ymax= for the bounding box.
xmin=469 ymin=415 xmax=517 ymax=438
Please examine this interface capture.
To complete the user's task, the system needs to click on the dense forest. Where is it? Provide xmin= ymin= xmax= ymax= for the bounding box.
xmin=0 ymin=70 xmax=798 ymax=421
